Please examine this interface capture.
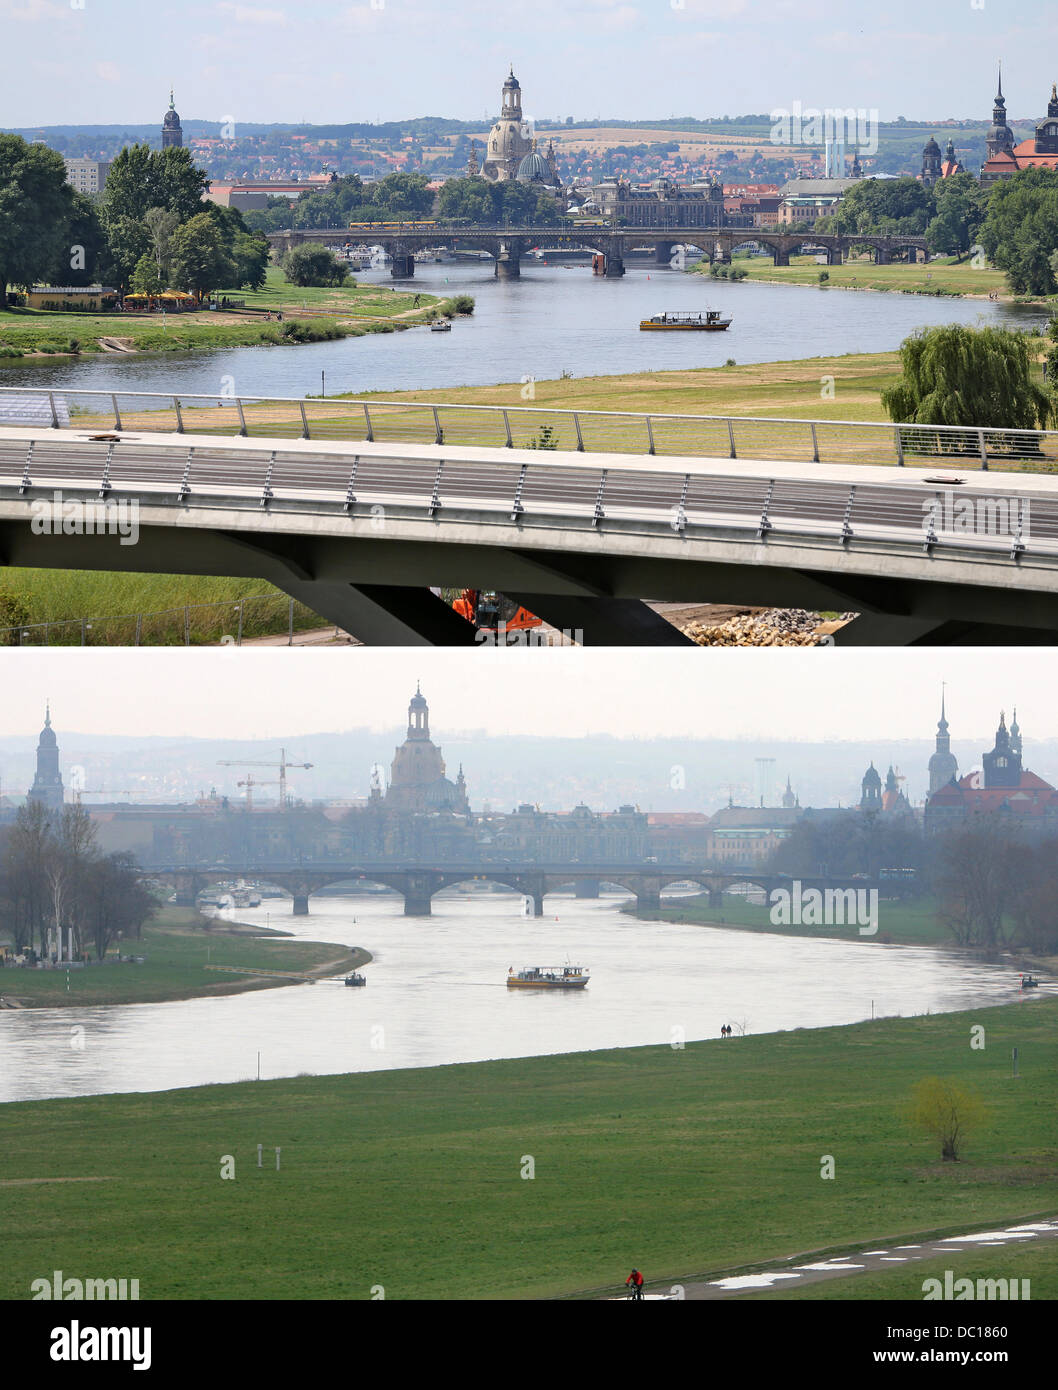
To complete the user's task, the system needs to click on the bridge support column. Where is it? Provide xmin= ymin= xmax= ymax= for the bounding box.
xmin=655 ymin=241 xmax=674 ymax=266
xmin=708 ymin=888 xmax=724 ymax=909
xmin=874 ymin=247 xmax=891 ymax=265
xmin=906 ymin=246 xmax=918 ymax=264
xmin=403 ymin=873 xmax=437 ymax=917
xmin=772 ymin=247 xmax=790 ymax=267
xmin=827 ymin=246 xmax=843 ymax=266
xmin=532 ymin=891 xmax=545 ymax=917
xmin=574 ymin=879 xmax=601 ymax=899
xmin=390 ymin=254 xmax=414 ymax=278
xmin=604 ymin=255 xmax=625 ymax=277
xmin=172 ymin=874 xmax=197 ymax=908
xmin=292 ymin=895 xmax=309 ymax=916
xmin=635 ymin=890 xmax=662 ymax=918
xmin=494 ymin=253 xmax=520 ymax=279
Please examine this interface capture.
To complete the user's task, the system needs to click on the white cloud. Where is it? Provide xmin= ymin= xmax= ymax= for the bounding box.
xmin=95 ymin=61 xmax=121 ymax=84
xmin=217 ymin=2 xmax=288 ymax=25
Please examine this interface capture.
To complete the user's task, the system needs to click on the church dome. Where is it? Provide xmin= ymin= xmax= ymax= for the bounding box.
xmin=516 ymin=149 xmax=551 ymax=183
xmin=922 ymin=136 xmax=941 ymax=156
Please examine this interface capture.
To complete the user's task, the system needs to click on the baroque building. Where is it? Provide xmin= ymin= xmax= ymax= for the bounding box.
xmin=481 ymin=68 xmax=534 ymax=182
xmin=927 ymin=691 xmax=960 ymax=794
xmin=376 ymin=686 xmax=469 ymax=816
xmin=925 ymin=709 xmax=1058 ymax=836
xmin=27 ymin=705 xmax=64 ymax=813
xmin=981 ymin=69 xmax=1058 ymax=185
xmin=162 ymin=90 xmax=183 ymax=149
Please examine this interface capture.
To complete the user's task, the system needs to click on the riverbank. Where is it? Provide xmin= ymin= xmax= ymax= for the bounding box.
xmin=626 ymin=893 xmax=1058 ymax=973
xmin=1 ymin=996 xmax=1053 ymax=1299
xmin=0 ymin=270 xmax=456 ymax=361
xmin=691 ymin=252 xmax=1026 ymax=301
xmin=0 ymin=906 xmax=367 ymax=1008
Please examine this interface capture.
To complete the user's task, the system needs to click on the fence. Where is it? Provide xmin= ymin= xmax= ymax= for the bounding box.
xmin=2 ymin=387 xmax=1057 ymax=472
xmin=0 ymin=594 xmax=324 ymax=647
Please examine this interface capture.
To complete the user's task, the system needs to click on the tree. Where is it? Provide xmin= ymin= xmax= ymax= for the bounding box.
xmin=45 ymin=803 xmax=98 ymax=960
xmin=0 ymin=134 xmax=75 ymax=303
xmin=101 ymin=144 xmax=209 ymax=230
xmin=169 ymin=213 xmax=238 ymax=300
xmin=144 ymin=206 xmax=182 ymax=282
xmin=925 ymin=174 xmax=986 ymax=261
xmin=131 ymin=252 xmax=162 ymax=295
xmin=978 ymin=167 xmax=1058 ymax=295
xmin=231 ymin=231 xmax=271 ymax=291
xmin=908 ymin=1077 xmax=986 ymax=1162
xmin=932 ymin=821 xmax=1020 ymax=948
xmin=0 ymin=801 xmax=53 ymax=954
xmin=46 ymin=191 xmax=109 ymax=288
xmin=82 ymin=853 xmax=156 ymax=960
xmin=280 ymin=244 xmax=349 ymax=288
xmin=881 ymin=324 xmax=1053 ymax=432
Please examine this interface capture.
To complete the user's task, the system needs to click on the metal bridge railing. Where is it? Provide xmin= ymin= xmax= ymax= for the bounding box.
xmin=1 ymin=387 xmax=1057 ymax=473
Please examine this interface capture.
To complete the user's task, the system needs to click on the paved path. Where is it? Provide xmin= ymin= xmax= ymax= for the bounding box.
xmin=607 ymin=1215 xmax=1058 ymax=1300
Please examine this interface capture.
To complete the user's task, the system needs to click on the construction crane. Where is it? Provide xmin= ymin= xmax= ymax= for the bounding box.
xmin=236 ymin=774 xmax=281 ymax=812
xmin=218 ymin=749 xmax=313 ymax=811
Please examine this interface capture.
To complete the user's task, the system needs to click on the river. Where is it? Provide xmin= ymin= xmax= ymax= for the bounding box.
xmin=0 ymin=891 xmax=1038 ymax=1104
xmin=0 ymin=260 xmax=1050 ymax=400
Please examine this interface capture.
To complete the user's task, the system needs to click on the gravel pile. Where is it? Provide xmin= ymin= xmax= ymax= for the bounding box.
xmin=681 ymin=610 xmax=830 ymax=647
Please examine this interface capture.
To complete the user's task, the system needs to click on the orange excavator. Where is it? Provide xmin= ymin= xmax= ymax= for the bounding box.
xmin=451 ymin=589 xmax=543 ymax=642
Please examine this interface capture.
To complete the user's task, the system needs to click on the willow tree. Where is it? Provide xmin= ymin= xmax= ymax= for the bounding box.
xmin=882 ymin=324 xmax=1053 ymax=433
xmin=908 ymin=1077 xmax=986 ymax=1163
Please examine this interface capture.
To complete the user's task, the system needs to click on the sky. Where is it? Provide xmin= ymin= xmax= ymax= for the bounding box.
xmin=2 ymin=647 xmax=1057 ymax=744
xmin=3 ymin=0 xmax=1058 ymax=128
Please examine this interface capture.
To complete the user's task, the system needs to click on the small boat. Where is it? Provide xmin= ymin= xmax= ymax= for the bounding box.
xmin=429 ymin=320 xmax=452 ymax=332
xmin=344 ymin=972 xmax=367 ymax=988
xmin=639 ymin=309 xmax=731 ymax=331
xmin=507 ymin=965 xmax=589 ymax=990
xmin=1021 ymin=974 xmax=1040 ymax=989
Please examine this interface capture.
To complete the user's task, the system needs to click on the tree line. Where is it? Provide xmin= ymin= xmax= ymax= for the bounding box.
xmin=0 ymin=802 xmax=155 ymax=962
xmin=769 ymin=810 xmax=1058 ymax=952
xmin=0 ymin=134 xmax=271 ymax=304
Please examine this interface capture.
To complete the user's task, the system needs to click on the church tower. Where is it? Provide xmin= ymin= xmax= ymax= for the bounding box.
xmin=28 ymin=704 xmax=64 ymax=813
xmin=982 ymin=710 xmax=1022 ymax=789
xmin=986 ymin=66 xmax=1015 ymax=159
xmin=781 ymin=776 xmax=798 ymax=809
xmin=928 ymin=689 xmax=959 ymax=793
xmin=162 ymin=89 xmax=183 ymax=149
xmin=860 ymin=762 xmax=882 ymax=812
xmin=921 ymin=136 xmax=942 ymax=185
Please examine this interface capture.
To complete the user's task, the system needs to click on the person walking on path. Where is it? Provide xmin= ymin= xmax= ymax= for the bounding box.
xmin=626 ymin=1268 xmax=644 ymax=1300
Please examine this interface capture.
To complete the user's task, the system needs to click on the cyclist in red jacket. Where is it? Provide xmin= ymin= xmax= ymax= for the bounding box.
xmin=626 ymin=1268 xmax=644 ymax=1300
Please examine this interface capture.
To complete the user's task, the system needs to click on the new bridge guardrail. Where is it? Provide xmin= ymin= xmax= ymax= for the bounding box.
xmin=2 ymin=424 xmax=1056 ymax=565
xmin=1 ymin=387 xmax=1057 ymax=472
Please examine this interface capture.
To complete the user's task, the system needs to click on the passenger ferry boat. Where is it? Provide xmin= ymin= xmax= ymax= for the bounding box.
xmin=344 ymin=972 xmax=367 ymax=988
xmin=639 ymin=309 xmax=732 ymax=331
xmin=507 ymin=965 xmax=589 ymax=990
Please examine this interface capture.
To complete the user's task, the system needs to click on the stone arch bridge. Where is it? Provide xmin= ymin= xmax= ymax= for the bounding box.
xmin=267 ymin=223 xmax=927 ymax=279
xmin=144 ymin=862 xmax=881 ymax=919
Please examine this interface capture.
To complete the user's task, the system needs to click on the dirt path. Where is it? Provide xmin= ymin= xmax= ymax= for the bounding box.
xmin=610 ymin=1214 xmax=1058 ymax=1300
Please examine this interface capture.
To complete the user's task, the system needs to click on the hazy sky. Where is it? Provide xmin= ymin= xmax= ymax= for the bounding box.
xmin=3 ymin=0 xmax=1056 ymax=127
xmin=3 ymin=648 xmax=1057 ymax=744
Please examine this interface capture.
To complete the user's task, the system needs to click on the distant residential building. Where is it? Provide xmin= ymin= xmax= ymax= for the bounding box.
xmin=707 ymin=805 xmax=802 ymax=865
xmin=778 ymin=176 xmax=857 ymax=224
xmin=592 ymin=177 xmax=750 ymax=228
xmin=162 ymin=89 xmax=183 ymax=149
xmin=63 ymin=157 xmax=111 ymax=194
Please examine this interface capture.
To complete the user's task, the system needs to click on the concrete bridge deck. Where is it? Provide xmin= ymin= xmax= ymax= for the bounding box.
xmin=2 ymin=390 xmax=1055 ymax=646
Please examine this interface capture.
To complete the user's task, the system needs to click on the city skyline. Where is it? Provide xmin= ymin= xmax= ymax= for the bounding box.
xmin=3 ymin=648 xmax=1058 ymax=745
xmin=2 ymin=1 xmax=1057 ymax=127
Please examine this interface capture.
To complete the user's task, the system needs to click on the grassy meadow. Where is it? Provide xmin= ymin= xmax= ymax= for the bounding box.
xmin=0 ymin=906 xmax=365 ymax=1008
xmin=2 ymin=997 xmax=1054 ymax=1300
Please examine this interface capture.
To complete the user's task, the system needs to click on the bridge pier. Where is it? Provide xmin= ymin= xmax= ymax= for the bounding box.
xmin=390 ymin=254 xmax=415 ymax=278
xmin=574 ymin=879 xmax=601 ymax=899
xmin=604 ymin=255 xmax=625 ymax=278
xmin=403 ymin=872 xmax=438 ymax=916
xmin=635 ymin=890 xmax=662 ymax=918
xmin=772 ymin=247 xmax=790 ymax=267
xmin=172 ymin=874 xmax=198 ymax=907
xmin=827 ymin=246 xmax=843 ymax=266
xmin=531 ymin=891 xmax=545 ymax=917
xmin=494 ymin=253 xmax=520 ymax=280
xmin=707 ymin=887 xmax=724 ymax=909
xmin=874 ymin=247 xmax=891 ymax=266
xmin=906 ymin=246 xmax=918 ymax=264
xmin=655 ymin=241 xmax=674 ymax=267
xmin=291 ymin=895 xmax=310 ymax=916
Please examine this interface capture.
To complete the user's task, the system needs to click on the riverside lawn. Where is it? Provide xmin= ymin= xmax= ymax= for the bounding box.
xmin=1 ymin=997 xmax=1054 ymax=1300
